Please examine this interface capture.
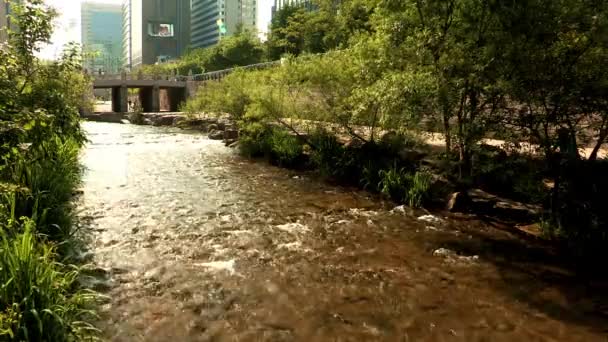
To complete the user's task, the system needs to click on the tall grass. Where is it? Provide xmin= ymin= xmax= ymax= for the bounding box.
xmin=8 ymin=137 xmax=82 ymax=245
xmin=0 ymin=138 xmax=99 ymax=341
xmin=0 ymin=221 xmax=98 ymax=341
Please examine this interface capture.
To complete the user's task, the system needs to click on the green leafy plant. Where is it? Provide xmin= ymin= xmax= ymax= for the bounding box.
xmin=0 ymin=221 xmax=99 ymax=341
xmin=406 ymin=171 xmax=433 ymax=208
xmin=378 ymin=165 xmax=409 ymax=203
xmin=269 ymin=129 xmax=303 ymax=167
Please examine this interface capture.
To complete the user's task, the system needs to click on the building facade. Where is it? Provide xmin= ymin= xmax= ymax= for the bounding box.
xmin=81 ymin=2 xmax=123 ymax=74
xmin=190 ymin=0 xmax=257 ymax=50
xmin=272 ymin=0 xmax=313 ymax=14
xmin=122 ymin=0 xmax=190 ymax=70
xmin=0 ymin=0 xmax=19 ymax=44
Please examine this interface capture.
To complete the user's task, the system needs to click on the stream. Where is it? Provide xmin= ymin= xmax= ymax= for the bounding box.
xmin=78 ymin=122 xmax=608 ymax=341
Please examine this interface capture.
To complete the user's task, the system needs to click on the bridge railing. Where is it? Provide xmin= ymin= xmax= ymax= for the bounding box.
xmin=89 ymin=59 xmax=283 ymax=82
xmin=89 ymin=71 xmax=186 ymax=82
xmin=184 ymin=60 xmax=282 ymax=81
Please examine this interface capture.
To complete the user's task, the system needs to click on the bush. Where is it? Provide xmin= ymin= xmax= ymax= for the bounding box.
xmin=545 ymin=160 xmax=608 ymax=259
xmin=269 ymin=130 xmax=303 ymax=167
xmin=183 ymin=70 xmax=253 ymax=118
xmin=0 ymin=222 xmax=98 ymax=341
xmin=309 ymin=129 xmax=347 ymax=178
xmin=238 ymin=122 xmax=274 ymax=158
xmin=378 ymin=166 xmax=432 ymax=208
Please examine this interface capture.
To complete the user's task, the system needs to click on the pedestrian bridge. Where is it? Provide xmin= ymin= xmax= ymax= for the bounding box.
xmin=92 ymin=72 xmax=189 ymax=113
xmin=90 ymin=61 xmax=281 ymax=113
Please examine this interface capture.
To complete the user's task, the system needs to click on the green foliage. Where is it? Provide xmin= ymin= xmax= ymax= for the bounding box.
xmin=139 ymin=30 xmax=265 ymax=76
xmin=184 ymin=0 xmax=608 ymax=255
xmin=0 ymin=1 xmax=99 ymax=340
xmin=0 ymin=223 xmax=99 ymax=341
xmin=238 ymin=122 xmax=274 ymax=158
xmin=406 ymin=171 xmax=433 ymax=208
xmin=184 ymin=69 xmax=253 ymax=119
xmin=269 ymin=130 xmax=304 ymax=167
xmin=309 ymin=129 xmax=347 ymax=178
xmin=377 ymin=167 xmax=432 ymax=208
xmin=378 ymin=165 xmax=410 ymax=203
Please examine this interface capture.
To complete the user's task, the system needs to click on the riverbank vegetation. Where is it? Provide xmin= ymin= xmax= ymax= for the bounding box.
xmin=183 ymin=0 xmax=608 ymax=259
xmin=0 ymin=1 xmax=98 ymax=340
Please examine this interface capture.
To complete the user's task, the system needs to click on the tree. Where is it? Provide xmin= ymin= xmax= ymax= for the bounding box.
xmin=140 ymin=30 xmax=265 ymax=75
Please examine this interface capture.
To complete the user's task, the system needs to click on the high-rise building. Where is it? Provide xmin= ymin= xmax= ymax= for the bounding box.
xmin=0 ymin=0 xmax=18 ymax=44
xmin=272 ymin=0 xmax=313 ymax=14
xmin=122 ymin=0 xmax=190 ymax=70
xmin=190 ymin=0 xmax=257 ymax=50
xmin=81 ymin=1 xmax=123 ymax=74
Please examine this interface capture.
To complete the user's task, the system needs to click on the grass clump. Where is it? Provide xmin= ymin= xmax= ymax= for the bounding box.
xmin=0 ymin=222 xmax=99 ymax=341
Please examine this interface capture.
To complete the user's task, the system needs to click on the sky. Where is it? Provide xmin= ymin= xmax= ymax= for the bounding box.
xmin=38 ymin=0 xmax=274 ymax=60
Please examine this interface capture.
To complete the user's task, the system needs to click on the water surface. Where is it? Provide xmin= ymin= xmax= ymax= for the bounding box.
xmin=79 ymin=122 xmax=608 ymax=341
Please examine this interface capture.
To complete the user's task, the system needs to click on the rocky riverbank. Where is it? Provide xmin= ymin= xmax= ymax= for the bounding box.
xmin=84 ymin=112 xmax=240 ymax=146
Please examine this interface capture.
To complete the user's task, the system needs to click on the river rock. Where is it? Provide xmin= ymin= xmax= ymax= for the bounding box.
xmin=153 ymin=115 xmax=179 ymax=126
xmin=208 ymin=124 xmax=219 ymax=131
xmin=223 ymin=129 xmax=239 ymax=140
xmin=447 ymin=192 xmax=471 ymax=212
xmin=398 ymin=149 xmax=427 ymax=163
xmin=173 ymin=116 xmax=186 ymax=125
xmin=208 ymin=129 xmax=224 ymax=140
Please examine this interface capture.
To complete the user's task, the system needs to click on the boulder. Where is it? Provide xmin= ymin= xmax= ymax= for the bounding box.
xmin=344 ymin=138 xmax=364 ymax=149
xmin=152 ymin=115 xmax=178 ymax=126
xmin=223 ymin=129 xmax=239 ymax=140
xmin=207 ymin=123 xmax=219 ymax=131
xmin=172 ymin=116 xmax=186 ymax=125
xmin=446 ymin=192 xmax=472 ymax=212
xmin=208 ymin=129 xmax=224 ymax=140
xmin=224 ymin=138 xmax=237 ymax=146
xmin=398 ymin=149 xmax=427 ymax=163
xmin=457 ymin=188 xmax=540 ymax=222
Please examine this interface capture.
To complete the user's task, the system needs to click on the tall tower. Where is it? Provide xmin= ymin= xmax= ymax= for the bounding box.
xmin=81 ymin=1 xmax=123 ymax=73
xmin=0 ymin=0 xmax=19 ymax=44
xmin=190 ymin=0 xmax=258 ymax=50
xmin=122 ymin=0 xmax=190 ymax=69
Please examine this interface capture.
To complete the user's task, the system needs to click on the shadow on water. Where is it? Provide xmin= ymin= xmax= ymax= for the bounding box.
xmin=433 ymin=215 xmax=608 ymax=337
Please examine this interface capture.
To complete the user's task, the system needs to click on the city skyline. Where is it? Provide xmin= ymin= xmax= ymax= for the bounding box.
xmin=38 ymin=0 xmax=273 ymax=60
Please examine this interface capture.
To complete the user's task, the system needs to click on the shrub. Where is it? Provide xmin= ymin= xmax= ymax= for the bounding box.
xmin=308 ymin=129 xmax=347 ymax=178
xmin=269 ymin=130 xmax=303 ymax=167
xmin=545 ymin=160 xmax=608 ymax=259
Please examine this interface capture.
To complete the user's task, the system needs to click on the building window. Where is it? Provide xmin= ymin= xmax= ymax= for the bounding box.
xmin=148 ymin=23 xmax=174 ymax=37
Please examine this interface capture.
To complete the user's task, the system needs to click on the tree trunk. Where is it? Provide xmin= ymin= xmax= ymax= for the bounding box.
xmin=443 ymin=111 xmax=451 ymax=154
xmin=588 ymin=129 xmax=607 ymax=161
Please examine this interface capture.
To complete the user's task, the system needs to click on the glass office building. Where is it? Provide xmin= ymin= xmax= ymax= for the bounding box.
xmin=81 ymin=2 xmax=123 ymax=73
xmin=122 ymin=0 xmax=190 ymax=69
xmin=191 ymin=0 xmax=257 ymax=49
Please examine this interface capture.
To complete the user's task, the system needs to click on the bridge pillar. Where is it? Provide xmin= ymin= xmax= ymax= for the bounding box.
xmin=167 ymin=87 xmax=187 ymax=112
xmin=111 ymin=86 xmax=128 ymax=113
xmin=139 ymin=85 xmax=160 ymax=112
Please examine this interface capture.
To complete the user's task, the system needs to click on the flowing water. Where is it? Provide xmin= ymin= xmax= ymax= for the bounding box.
xmin=79 ymin=122 xmax=608 ymax=341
